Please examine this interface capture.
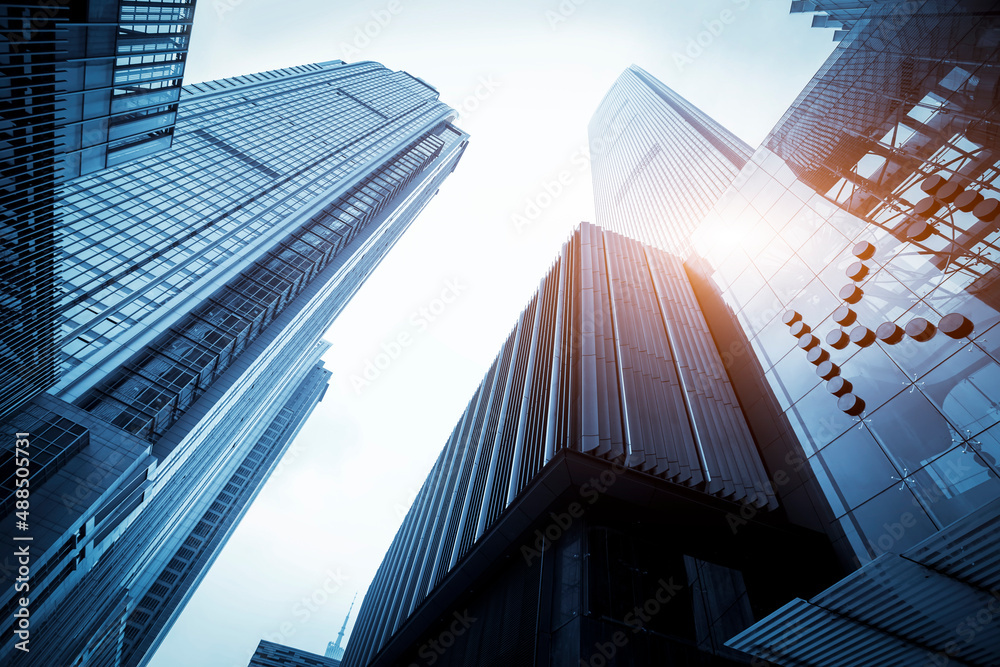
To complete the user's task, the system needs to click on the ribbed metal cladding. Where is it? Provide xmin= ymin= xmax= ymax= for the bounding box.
xmin=342 ymin=221 xmax=776 ymax=667
xmin=588 ymin=65 xmax=752 ymax=254
xmin=726 ymin=497 xmax=1000 ymax=666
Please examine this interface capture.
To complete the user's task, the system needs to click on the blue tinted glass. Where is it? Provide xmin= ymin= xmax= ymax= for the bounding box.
xmin=879 ymin=301 xmax=967 ymax=379
xmin=840 ymin=344 xmax=909 ymax=413
xmin=767 ymin=348 xmax=820 ymax=412
xmin=816 ymin=425 xmax=899 ymax=514
xmin=866 ymin=389 xmax=956 ymax=473
xmin=921 ymin=346 xmax=1000 ymax=436
xmin=851 ymin=485 xmax=936 ymax=558
xmin=785 ymin=383 xmax=856 ymax=455
xmin=909 ymin=445 xmax=1000 ymax=527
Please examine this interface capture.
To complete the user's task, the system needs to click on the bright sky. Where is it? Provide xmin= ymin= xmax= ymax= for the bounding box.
xmin=148 ymin=2 xmax=835 ymax=665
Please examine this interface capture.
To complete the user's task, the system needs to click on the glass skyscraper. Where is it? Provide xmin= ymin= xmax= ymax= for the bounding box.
xmin=589 ymin=65 xmax=752 ymax=254
xmin=683 ymin=2 xmax=1000 ymax=662
xmin=341 ymin=222 xmax=839 ymax=667
xmin=0 ymin=59 xmax=468 ymax=667
xmin=1 ymin=0 xmax=197 ymax=421
xmin=346 ymin=2 xmax=1000 ymax=666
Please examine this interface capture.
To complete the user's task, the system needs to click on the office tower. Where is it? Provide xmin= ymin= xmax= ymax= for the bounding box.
xmin=1 ymin=0 xmax=196 ymax=419
xmin=0 ymin=60 xmax=468 ymax=667
xmin=123 ymin=356 xmax=332 ymax=665
xmin=678 ymin=1 xmax=1000 ymax=662
xmin=588 ymin=65 xmax=752 ymax=254
xmin=248 ymin=640 xmax=341 ymax=667
xmin=342 ymin=222 xmax=840 ymax=667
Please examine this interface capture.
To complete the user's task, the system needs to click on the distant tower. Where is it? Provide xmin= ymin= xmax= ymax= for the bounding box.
xmin=589 ymin=65 xmax=752 ymax=254
xmin=325 ymin=593 xmax=357 ymax=660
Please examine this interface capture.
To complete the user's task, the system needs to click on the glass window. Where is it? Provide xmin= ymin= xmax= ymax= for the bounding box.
xmin=738 ymin=284 xmax=783 ymax=338
xmin=770 ymin=252 xmax=814 ymax=305
xmin=851 ymin=485 xmax=937 ymax=558
xmin=815 ymin=425 xmax=899 ymax=515
xmin=921 ymin=346 xmax=1000 ymax=437
xmin=763 ymin=188 xmax=804 ymax=234
xmin=909 ymin=445 xmax=1000 ymax=527
xmin=866 ymin=389 xmax=956 ymax=474
xmin=785 ymin=276 xmax=840 ymax=326
xmin=754 ymin=236 xmax=795 ymax=281
xmin=728 ymin=263 xmax=766 ymax=311
xmin=840 ymin=344 xmax=909 ymax=413
xmin=881 ymin=301 xmax=967 ymax=379
xmin=786 ymin=380 xmax=860 ymax=455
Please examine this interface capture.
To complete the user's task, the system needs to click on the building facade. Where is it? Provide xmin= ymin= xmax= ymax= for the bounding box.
xmin=248 ymin=640 xmax=341 ymax=667
xmin=680 ymin=1 xmax=1000 ymax=662
xmin=347 ymin=3 xmax=1000 ymax=665
xmin=1 ymin=60 xmax=468 ymax=666
xmin=588 ymin=65 xmax=752 ymax=254
xmin=342 ymin=223 xmax=841 ymax=667
xmin=1 ymin=0 xmax=197 ymax=421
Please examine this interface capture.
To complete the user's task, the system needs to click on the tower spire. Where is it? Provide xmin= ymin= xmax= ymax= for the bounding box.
xmin=325 ymin=593 xmax=357 ymax=660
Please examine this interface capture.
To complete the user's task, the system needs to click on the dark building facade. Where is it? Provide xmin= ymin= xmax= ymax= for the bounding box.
xmin=1 ymin=0 xmax=197 ymax=420
xmin=341 ymin=223 xmax=841 ymax=667
xmin=1 ymin=60 xmax=467 ymax=667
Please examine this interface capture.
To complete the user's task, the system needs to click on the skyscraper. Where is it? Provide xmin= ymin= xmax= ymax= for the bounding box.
xmin=348 ymin=2 xmax=1000 ymax=664
xmin=588 ymin=65 xmax=752 ymax=253
xmin=341 ymin=222 xmax=840 ymax=667
xmin=1 ymin=60 xmax=468 ymax=666
xmin=1 ymin=0 xmax=197 ymax=420
xmin=681 ymin=1 xmax=1000 ymax=662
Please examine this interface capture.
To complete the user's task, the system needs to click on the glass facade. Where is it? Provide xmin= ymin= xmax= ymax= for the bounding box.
xmin=589 ymin=65 xmax=752 ymax=254
xmin=689 ymin=0 xmax=1000 ymax=568
xmin=0 ymin=0 xmax=196 ymax=422
xmin=0 ymin=59 xmax=468 ymax=667
xmin=56 ymin=60 xmax=459 ymax=402
xmin=118 ymin=361 xmax=332 ymax=667
xmin=675 ymin=2 xmax=1000 ymax=663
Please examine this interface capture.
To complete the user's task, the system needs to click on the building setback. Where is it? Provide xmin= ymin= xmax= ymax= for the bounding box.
xmin=0 ymin=60 xmax=467 ymax=667
xmin=341 ymin=222 xmax=841 ymax=667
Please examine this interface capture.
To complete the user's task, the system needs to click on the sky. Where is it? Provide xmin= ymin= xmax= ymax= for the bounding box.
xmin=148 ymin=2 xmax=836 ymax=665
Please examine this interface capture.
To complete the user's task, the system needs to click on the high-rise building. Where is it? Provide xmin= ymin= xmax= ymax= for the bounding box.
xmin=678 ymin=1 xmax=1000 ymax=662
xmin=1 ymin=60 xmax=468 ymax=666
xmin=124 ymin=355 xmax=332 ymax=666
xmin=1 ymin=0 xmax=197 ymax=419
xmin=248 ymin=640 xmax=341 ymax=667
xmin=348 ymin=2 xmax=1000 ymax=664
xmin=341 ymin=222 xmax=841 ymax=667
xmin=588 ymin=65 xmax=752 ymax=253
